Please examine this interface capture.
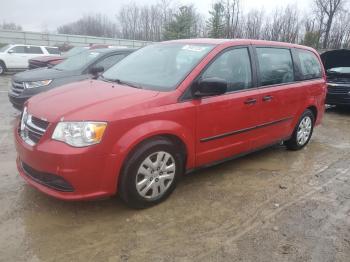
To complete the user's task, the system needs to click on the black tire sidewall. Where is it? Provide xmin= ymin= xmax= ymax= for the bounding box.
xmin=0 ymin=62 xmax=5 ymax=75
xmin=119 ymin=138 xmax=184 ymax=208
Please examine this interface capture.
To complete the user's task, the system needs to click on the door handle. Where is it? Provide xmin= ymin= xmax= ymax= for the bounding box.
xmin=244 ymin=98 xmax=257 ymax=105
xmin=263 ymin=95 xmax=273 ymax=102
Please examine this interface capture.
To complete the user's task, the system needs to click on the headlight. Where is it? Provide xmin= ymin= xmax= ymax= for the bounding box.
xmin=52 ymin=122 xmax=107 ymax=147
xmin=24 ymin=80 xmax=52 ymax=89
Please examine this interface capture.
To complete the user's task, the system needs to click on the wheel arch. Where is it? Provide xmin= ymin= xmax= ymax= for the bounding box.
xmin=306 ymin=105 xmax=318 ymax=122
xmin=110 ymin=120 xmax=195 ymax=191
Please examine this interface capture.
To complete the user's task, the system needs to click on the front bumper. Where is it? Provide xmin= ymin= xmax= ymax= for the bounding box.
xmin=8 ymin=92 xmax=28 ymax=110
xmin=14 ymin=121 xmax=121 ymax=201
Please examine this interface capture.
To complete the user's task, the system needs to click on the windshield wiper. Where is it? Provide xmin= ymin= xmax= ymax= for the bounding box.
xmin=99 ymin=76 xmax=143 ymax=89
xmin=114 ymin=79 xmax=143 ymax=89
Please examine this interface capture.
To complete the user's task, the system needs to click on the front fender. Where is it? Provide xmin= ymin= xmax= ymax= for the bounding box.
xmin=111 ymin=120 xmax=196 ymax=170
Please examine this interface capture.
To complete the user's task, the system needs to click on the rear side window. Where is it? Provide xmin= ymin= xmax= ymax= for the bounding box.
xmin=256 ymin=48 xmax=294 ymax=86
xmin=26 ymin=46 xmax=43 ymax=54
xmin=10 ymin=46 xmax=26 ymax=53
xmin=202 ymin=48 xmax=253 ymax=92
xmin=45 ymin=47 xmax=60 ymax=55
xmin=94 ymin=54 xmax=126 ymax=71
xmin=296 ymin=49 xmax=322 ymax=80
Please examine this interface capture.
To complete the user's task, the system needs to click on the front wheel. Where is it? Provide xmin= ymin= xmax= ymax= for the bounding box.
xmin=285 ymin=109 xmax=315 ymax=151
xmin=118 ymin=137 xmax=184 ymax=209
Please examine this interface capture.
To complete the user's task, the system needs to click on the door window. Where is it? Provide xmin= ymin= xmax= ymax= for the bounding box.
xmin=94 ymin=54 xmax=125 ymax=71
xmin=256 ymin=48 xmax=294 ymax=86
xmin=296 ymin=49 xmax=322 ymax=80
xmin=202 ymin=48 xmax=253 ymax=92
xmin=26 ymin=46 xmax=43 ymax=54
xmin=9 ymin=46 xmax=26 ymax=54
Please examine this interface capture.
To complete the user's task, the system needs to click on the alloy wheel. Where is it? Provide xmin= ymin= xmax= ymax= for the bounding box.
xmin=297 ymin=116 xmax=312 ymax=146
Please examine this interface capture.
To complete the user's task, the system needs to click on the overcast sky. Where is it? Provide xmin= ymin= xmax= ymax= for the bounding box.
xmin=0 ymin=0 xmax=310 ymax=32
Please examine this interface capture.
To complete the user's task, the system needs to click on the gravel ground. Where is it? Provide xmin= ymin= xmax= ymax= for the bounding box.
xmin=0 ymin=74 xmax=349 ymax=262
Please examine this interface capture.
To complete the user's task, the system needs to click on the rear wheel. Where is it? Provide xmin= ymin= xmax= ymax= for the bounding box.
xmin=118 ymin=137 xmax=184 ymax=209
xmin=285 ymin=109 xmax=315 ymax=151
xmin=0 ymin=61 xmax=6 ymax=75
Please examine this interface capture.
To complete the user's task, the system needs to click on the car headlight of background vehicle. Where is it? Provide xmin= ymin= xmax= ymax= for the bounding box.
xmin=52 ymin=122 xmax=107 ymax=147
xmin=24 ymin=80 xmax=52 ymax=89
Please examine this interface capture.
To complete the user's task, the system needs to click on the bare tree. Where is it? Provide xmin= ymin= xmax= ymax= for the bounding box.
xmin=313 ymin=0 xmax=345 ymax=48
xmin=244 ymin=9 xmax=264 ymax=39
xmin=0 ymin=22 xmax=22 ymax=31
xmin=57 ymin=14 xmax=117 ymax=37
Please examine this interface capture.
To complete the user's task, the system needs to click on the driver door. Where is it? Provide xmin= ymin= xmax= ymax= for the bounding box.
xmin=194 ymin=47 xmax=262 ymax=166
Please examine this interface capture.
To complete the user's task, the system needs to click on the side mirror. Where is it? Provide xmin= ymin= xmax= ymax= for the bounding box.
xmin=8 ymin=50 xmax=14 ymax=54
xmin=193 ymin=77 xmax=227 ymax=98
xmin=89 ymin=66 xmax=104 ymax=79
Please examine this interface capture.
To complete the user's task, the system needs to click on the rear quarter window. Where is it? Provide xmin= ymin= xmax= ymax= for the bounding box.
xmin=295 ymin=49 xmax=322 ymax=80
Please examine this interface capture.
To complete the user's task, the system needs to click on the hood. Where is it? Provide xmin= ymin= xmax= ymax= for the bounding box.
xmin=29 ymin=56 xmax=63 ymax=63
xmin=321 ymin=49 xmax=350 ymax=71
xmin=13 ymin=68 xmax=78 ymax=82
xmin=26 ymin=80 xmax=160 ymax=122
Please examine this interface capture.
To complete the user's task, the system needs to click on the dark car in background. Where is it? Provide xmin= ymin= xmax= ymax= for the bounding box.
xmin=9 ymin=48 xmax=134 ymax=110
xmin=321 ymin=49 xmax=350 ymax=106
xmin=28 ymin=45 xmax=124 ymax=69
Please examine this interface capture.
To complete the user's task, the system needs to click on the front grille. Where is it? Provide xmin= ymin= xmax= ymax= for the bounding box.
xmin=21 ymin=161 xmax=74 ymax=192
xmin=327 ymin=77 xmax=350 ymax=83
xmin=327 ymin=84 xmax=350 ymax=94
xmin=19 ymin=108 xmax=49 ymax=146
xmin=11 ymin=81 xmax=24 ymax=96
xmin=31 ymin=116 xmax=50 ymax=130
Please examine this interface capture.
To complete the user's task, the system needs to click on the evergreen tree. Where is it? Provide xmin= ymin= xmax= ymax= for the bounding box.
xmin=207 ymin=2 xmax=225 ymax=38
xmin=163 ymin=5 xmax=199 ymax=40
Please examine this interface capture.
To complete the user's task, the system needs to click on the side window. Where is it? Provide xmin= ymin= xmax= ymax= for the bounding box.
xmin=26 ymin=46 xmax=43 ymax=54
xmin=9 ymin=46 xmax=26 ymax=54
xmin=94 ymin=54 xmax=125 ymax=71
xmin=296 ymin=49 xmax=322 ymax=80
xmin=45 ymin=47 xmax=61 ymax=55
xmin=256 ymin=48 xmax=294 ymax=86
xmin=202 ymin=48 xmax=253 ymax=92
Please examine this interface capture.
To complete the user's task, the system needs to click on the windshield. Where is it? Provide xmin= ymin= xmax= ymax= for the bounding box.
xmin=54 ymin=50 xmax=100 ymax=71
xmin=102 ymin=43 xmax=214 ymax=91
xmin=0 ymin=44 xmax=10 ymax=52
xmin=328 ymin=67 xmax=350 ymax=74
xmin=64 ymin=46 xmax=87 ymax=58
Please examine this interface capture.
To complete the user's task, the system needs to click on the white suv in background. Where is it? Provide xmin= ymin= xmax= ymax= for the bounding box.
xmin=0 ymin=44 xmax=60 ymax=75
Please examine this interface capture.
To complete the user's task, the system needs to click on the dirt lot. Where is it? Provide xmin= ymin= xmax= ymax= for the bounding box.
xmin=0 ymin=74 xmax=349 ymax=262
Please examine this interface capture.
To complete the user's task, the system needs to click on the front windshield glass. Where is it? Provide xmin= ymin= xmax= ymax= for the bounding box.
xmin=328 ymin=67 xmax=350 ymax=74
xmin=0 ymin=44 xmax=10 ymax=52
xmin=102 ymin=43 xmax=214 ymax=91
xmin=64 ymin=46 xmax=87 ymax=58
xmin=54 ymin=50 xmax=100 ymax=71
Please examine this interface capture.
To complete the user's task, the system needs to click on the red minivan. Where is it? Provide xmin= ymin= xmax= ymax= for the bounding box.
xmin=14 ymin=39 xmax=327 ymax=208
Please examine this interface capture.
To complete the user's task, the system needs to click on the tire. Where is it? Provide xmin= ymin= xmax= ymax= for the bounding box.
xmin=0 ymin=61 xmax=6 ymax=75
xmin=118 ymin=137 xmax=184 ymax=209
xmin=285 ymin=109 xmax=315 ymax=151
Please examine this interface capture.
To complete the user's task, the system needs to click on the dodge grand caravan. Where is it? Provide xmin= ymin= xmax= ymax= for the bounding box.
xmin=14 ymin=39 xmax=327 ymax=208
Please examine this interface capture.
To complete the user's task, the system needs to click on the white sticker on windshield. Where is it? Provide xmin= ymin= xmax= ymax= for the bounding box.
xmin=182 ymin=45 xmax=206 ymax=52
